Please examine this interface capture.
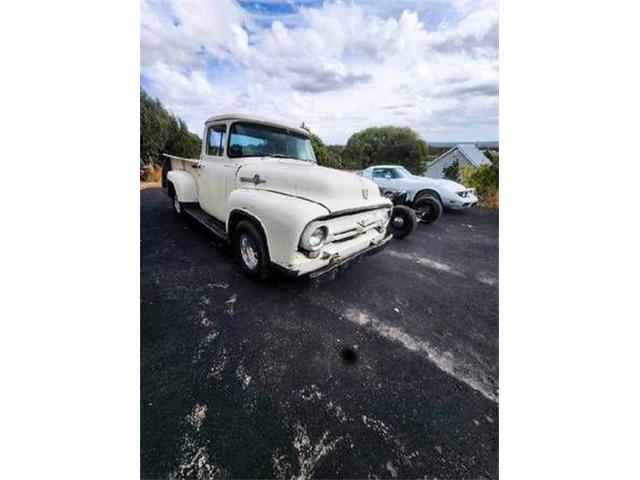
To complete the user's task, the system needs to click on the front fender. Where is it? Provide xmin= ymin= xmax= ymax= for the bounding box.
xmin=226 ymin=189 xmax=329 ymax=268
xmin=167 ymin=170 xmax=198 ymax=203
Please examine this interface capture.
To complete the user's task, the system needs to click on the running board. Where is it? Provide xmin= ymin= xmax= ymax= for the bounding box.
xmin=184 ymin=207 xmax=228 ymax=240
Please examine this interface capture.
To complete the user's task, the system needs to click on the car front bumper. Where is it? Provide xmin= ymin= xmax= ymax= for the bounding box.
xmin=445 ymin=193 xmax=479 ymax=209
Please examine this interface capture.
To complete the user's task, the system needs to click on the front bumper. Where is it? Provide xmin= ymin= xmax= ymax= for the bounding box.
xmin=308 ymin=233 xmax=392 ymax=281
xmin=271 ymin=231 xmax=393 ymax=280
xmin=446 ymin=193 xmax=479 ymax=209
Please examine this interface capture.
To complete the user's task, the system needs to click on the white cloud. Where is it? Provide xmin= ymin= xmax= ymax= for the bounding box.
xmin=140 ymin=0 xmax=498 ymax=144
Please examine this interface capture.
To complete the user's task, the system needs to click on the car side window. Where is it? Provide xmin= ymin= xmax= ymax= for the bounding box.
xmin=372 ymin=168 xmax=388 ymax=178
xmin=207 ymin=125 xmax=226 ymax=156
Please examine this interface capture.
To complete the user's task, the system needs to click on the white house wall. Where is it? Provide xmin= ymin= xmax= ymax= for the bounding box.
xmin=425 ymin=151 xmax=472 ymax=179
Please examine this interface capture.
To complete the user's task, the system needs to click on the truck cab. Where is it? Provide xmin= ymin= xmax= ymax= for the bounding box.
xmin=164 ymin=114 xmax=392 ymax=281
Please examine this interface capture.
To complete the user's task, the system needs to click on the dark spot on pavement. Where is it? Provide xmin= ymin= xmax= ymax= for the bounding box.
xmin=341 ymin=346 xmax=358 ymax=365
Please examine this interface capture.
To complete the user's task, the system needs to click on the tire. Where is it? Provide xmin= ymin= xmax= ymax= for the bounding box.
xmin=234 ymin=220 xmax=270 ymax=281
xmin=387 ymin=205 xmax=417 ymax=239
xmin=413 ymin=194 xmax=443 ymax=224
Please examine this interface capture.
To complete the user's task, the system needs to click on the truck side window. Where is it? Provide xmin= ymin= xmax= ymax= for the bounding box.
xmin=207 ymin=125 xmax=226 ymax=156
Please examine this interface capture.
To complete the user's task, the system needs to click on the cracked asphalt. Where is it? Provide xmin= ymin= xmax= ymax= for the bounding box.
xmin=141 ymin=187 xmax=499 ymax=479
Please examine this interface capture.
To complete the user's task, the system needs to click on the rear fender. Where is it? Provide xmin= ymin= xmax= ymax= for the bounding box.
xmin=166 ymin=170 xmax=198 ymax=203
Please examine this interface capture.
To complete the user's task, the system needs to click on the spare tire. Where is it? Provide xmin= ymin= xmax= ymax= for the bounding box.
xmin=413 ymin=194 xmax=443 ymax=224
xmin=387 ymin=205 xmax=417 ymax=239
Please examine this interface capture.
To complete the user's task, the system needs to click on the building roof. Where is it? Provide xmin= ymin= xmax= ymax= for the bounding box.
xmin=428 ymin=144 xmax=492 ymax=170
xmin=205 ymin=113 xmax=310 ymax=137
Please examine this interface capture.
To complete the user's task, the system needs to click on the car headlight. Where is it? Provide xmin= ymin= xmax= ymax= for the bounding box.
xmin=309 ymin=227 xmax=327 ymax=249
xmin=300 ymin=225 xmax=328 ymax=251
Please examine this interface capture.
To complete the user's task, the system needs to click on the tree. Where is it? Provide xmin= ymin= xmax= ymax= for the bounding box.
xmin=443 ymin=160 xmax=460 ymax=181
xmin=140 ymin=88 xmax=201 ymax=164
xmin=300 ymin=123 xmax=341 ymax=168
xmin=342 ymin=126 xmax=428 ymax=173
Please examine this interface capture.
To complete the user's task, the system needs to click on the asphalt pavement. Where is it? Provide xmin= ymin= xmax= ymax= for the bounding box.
xmin=141 ymin=187 xmax=499 ymax=479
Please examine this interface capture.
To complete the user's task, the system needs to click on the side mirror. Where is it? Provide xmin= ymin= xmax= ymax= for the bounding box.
xmin=384 ymin=173 xmax=392 ymax=179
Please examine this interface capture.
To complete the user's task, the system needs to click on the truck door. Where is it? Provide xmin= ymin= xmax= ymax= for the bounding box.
xmin=197 ymin=123 xmax=232 ymax=222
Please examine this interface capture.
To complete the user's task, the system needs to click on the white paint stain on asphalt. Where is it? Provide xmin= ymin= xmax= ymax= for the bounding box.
xmin=299 ymin=385 xmax=350 ymax=424
xmin=197 ymin=309 xmax=214 ymax=328
xmin=291 ymin=424 xmax=341 ymax=480
xmin=476 ymin=272 xmax=499 ymax=286
xmin=224 ymin=294 xmax=237 ymax=315
xmin=344 ymin=308 xmax=498 ymax=403
xmin=207 ymin=346 xmax=228 ymax=381
xmin=172 ymin=404 xmax=226 ymax=480
xmin=361 ymin=415 xmax=418 ymax=465
xmin=208 ymin=282 xmax=229 ymax=289
xmin=271 ymin=424 xmax=341 ymax=480
xmin=386 ymin=461 xmax=398 ymax=478
xmin=193 ymin=331 xmax=219 ymax=363
xmin=385 ymin=250 xmax=464 ymax=277
xmin=300 ymin=384 xmax=324 ymax=401
xmin=171 ymin=446 xmax=225 ymax=480
xmin=326 ymin=402 xmax=349 ymax=423
xmin=188 ymin=404 xmax=207 ymax=432
xmin=235 ymin=362 xmax=252 ymax=390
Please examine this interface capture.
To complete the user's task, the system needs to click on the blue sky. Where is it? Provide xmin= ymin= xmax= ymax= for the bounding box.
xmin=141 ymin=0 xmax=498 ymax=144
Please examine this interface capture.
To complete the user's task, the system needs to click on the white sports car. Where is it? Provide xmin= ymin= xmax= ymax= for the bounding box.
xmin=357 ymin=165 xmax=478 ymax=223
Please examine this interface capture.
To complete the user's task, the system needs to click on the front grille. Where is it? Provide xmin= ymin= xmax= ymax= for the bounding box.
xmin=324 ymin=208 xmax=389 ymax=244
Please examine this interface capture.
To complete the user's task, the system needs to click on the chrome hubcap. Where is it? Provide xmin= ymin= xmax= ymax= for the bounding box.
xmin=417 ymin=205 xmax=431 ymax=219
xmin=392 ymin=216 xmax=405 ymax=228
xmin=240 ymin=234 xmax=259 ymax=270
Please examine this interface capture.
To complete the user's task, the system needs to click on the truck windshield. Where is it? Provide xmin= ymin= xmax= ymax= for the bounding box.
xmin=228 ymin=122 xmax=317 ymax=162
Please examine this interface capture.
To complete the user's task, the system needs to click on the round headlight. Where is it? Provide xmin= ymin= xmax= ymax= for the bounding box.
xmin=308 ymin=227 xmax=327 ymax=249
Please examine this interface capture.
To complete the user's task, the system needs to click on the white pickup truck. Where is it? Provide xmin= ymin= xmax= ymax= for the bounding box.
xmin=162 ymin=114 xmax=392 ymax=280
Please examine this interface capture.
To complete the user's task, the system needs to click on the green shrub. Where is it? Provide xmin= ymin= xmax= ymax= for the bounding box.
xmin=460 ymin=164 xmax=499 ymax=208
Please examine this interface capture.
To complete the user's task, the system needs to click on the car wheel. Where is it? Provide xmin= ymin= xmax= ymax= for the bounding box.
xmin=234 ymin=220 xmax=270 ymax=281
xmin=413 ymin=194 xmax=443 ymax=224
xmin=387 ymin=205 xmax=417 ymax=239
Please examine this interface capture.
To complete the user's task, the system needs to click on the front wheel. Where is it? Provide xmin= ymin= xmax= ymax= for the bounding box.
xmin=413 ymin=195 xmax=443 ymax=224
xmin=387 ymin=205 xmax=417 ymax=239
xmin=234 ymin=220 xmax=270 ymax=281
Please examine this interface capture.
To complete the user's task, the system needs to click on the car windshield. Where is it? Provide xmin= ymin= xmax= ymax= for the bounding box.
xmin=372 ymin=167 xmax=412 ymax=179
xmin=228 ymin=122 xmax=316 ymax=162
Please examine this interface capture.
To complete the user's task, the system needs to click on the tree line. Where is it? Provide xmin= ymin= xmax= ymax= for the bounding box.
xmin=140 ymin=90 xmax=432 ymax=174
xmin=140 ymin=89 xmax=201 ymax=164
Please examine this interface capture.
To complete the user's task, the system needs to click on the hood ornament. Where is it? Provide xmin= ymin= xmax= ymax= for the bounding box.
xmin=362 ymin=188 xmax=369 ymax=200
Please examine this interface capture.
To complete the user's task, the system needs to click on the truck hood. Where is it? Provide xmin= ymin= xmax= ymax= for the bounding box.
xmin=235 ymin=157 xmax=390 ymax=214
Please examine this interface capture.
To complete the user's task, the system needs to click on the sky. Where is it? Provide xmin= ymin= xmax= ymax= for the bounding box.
xmin=140 ymin=0 xmax=498 ymax=144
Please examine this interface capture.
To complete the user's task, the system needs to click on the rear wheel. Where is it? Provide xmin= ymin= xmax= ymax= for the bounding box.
xmin=413 ymin=194 xmax=443 ymax=224
xmin=234 ymin=220 xmax=270 ymax=281
xmin=387 ymin=205 xmax=417 ymax=239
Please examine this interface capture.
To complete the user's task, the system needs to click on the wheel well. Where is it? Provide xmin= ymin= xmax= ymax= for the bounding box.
xmin=413 ymin=188 xmax=442 ymax=204
xmin=167 ymin=181 xmax=176 ymax=198
xmin=227 ymin=210 xmax=269 ymax=249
